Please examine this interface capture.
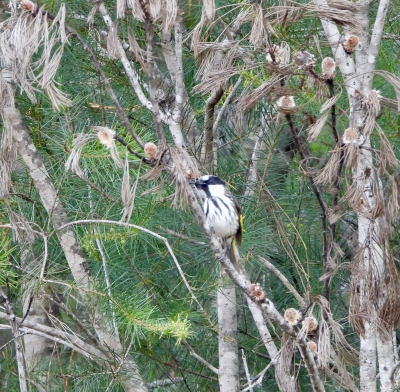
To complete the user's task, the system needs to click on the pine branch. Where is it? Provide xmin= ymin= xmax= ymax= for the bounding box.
xmin=52 ymin=218 xmax=219 ymax=335
xmin=37 ymin=9 xmax=147 ymax=151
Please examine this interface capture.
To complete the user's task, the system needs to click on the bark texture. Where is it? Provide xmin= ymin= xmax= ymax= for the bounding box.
xmin=217 ymin=282 xmax=240 ymax=392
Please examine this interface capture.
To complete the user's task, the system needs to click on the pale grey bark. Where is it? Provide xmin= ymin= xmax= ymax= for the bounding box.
xmin=359 ymin=321 xmax=377 ymax=392
xmin=161 ymin=25 xmax=200 ymax=148
xmin=170 ymin=23 xmax=185 ymax=126
xmin=22 ymin=288 xmax=53 ymax=376
xmin=377 ymin=332 xmax=395 ymax=392
xmin=245 ymin=298 xmax=279 ymax=358
xmin=244 ymin=126 xmax=264 ymax=198
xmin=217 ymin=280 xmax=240 ymax=392
xmin=200 ymin=37 xmax=230 ymax=169
xmin=0 ymin=288 xmax=28 ymax=392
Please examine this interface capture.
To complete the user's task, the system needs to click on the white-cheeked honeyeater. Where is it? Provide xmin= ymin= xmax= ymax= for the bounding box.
xmin=190 ymin=175 xmax=243 ymax=270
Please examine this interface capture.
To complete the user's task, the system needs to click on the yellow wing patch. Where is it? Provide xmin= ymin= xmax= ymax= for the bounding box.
xmin=239 ymin=214 xmax=245 ymax=233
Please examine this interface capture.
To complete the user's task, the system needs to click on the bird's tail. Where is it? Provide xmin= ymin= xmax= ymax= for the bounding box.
xmin=227 ymin=241 xmax=241 ymax=272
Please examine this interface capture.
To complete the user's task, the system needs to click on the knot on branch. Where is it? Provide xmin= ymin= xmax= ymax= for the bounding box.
xmin=20 ymin=0 xmax=38 ymax=13
xmin=249 ymin=283 xmax=266 ymax=302
xmin=284 ymin=308 xmax=302 ymax=326
xmin=293 ymin=51 xmax=316 ymax=71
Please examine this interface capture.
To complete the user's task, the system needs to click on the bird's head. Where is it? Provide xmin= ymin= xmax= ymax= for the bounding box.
xmin=189 ymin=175 xmax=227 ymax=197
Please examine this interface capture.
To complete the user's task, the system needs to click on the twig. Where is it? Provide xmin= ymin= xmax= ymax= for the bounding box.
xmin=147 ymin=377 xmax=184 ymax=389
xmin=43 ymin=289 xmax=99 ymax=346
xmin=38 ymin=230 xmax=49 ymax=282
xmin=93 ymin=227 xmax=120 ymax=340
xmin=241 ymin=350 xmax=281 ymax=392
xmin=171 ymin=22 xmax=185 ymax=124
xmin=241 ymin=349 xmax=253 ymax=392
xmin=159 ymin=226 xmax=207 ymax=245
xmin=26 ymin=378 xmax=47 ymax=392
xmin=285 ymin=113 xmax=329 ymax=294
xmin=0 ymin=309 xmax=108 ymax=361
xmin=73 ymin=174 xmax=119 ymax=203
xmin=182 ymin=340 xmax=218 ymax=374
xmin=0 ymin=288 xmax=28 ymax=392
xmin=104 ymin=341 xmax=133 ymax=392
xmin=123 ymin=251 xmax=165 ymax=311
xmin=114 ymin=134 xmax=151 ymax=163
xmin=19 ymin=327 xmax=102 ymax=361
xmin=20 ymin=296 xmax=33 ymax=325
xmin=97 ymin=3 xmax=171 ymax=126
xmin=0 ymin=336 xmax=15 ymax=351
xmin=213 ymin=76 xmax=242 ymax=134
xmin=244 ymin=126 xmax=265 ymax=197
xmin=255 ymin=255 xmax=305 ymax=306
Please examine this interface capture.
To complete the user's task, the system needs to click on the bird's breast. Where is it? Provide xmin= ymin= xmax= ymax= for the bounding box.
xmin=204 ymin=197 xmax=239 ymax=239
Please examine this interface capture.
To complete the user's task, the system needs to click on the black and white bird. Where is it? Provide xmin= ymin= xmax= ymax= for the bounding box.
xmin=190 ymin=175 xmax=243 ymax=270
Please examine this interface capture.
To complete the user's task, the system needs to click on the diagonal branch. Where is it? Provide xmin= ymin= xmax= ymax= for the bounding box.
xmin=97 ymin=3 xmax=156 ymax=116
xmin=366 ymin=0 xmax=390 ymax=78
xmin=256 ymin=255 xmax=305 ymax=306
xmin=182 ymin=340 xmax=218 ymax=374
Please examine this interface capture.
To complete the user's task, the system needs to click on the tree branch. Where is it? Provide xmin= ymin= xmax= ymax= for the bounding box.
xmin=204 ymin=87 xmax=224 ymax=171
xmin=255 ymin=255 xmax=305 ymax=307
xmin=97 ymin=3 xmax=155 ymax=116
xmin=182 ymin=340 xmax=218 ymax=374
xmin=0 ymin=288 xmax=28 ymax=392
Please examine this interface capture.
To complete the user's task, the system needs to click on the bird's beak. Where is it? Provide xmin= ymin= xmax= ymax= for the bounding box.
xmin=189 ymin=178 xmax=203 ymax=185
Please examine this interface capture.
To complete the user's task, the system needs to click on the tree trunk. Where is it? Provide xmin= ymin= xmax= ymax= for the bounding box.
xmin=21 ymin=250 xmax=56 ymax=385
xmin=217 ymin=274 xmax=240 ymax=392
